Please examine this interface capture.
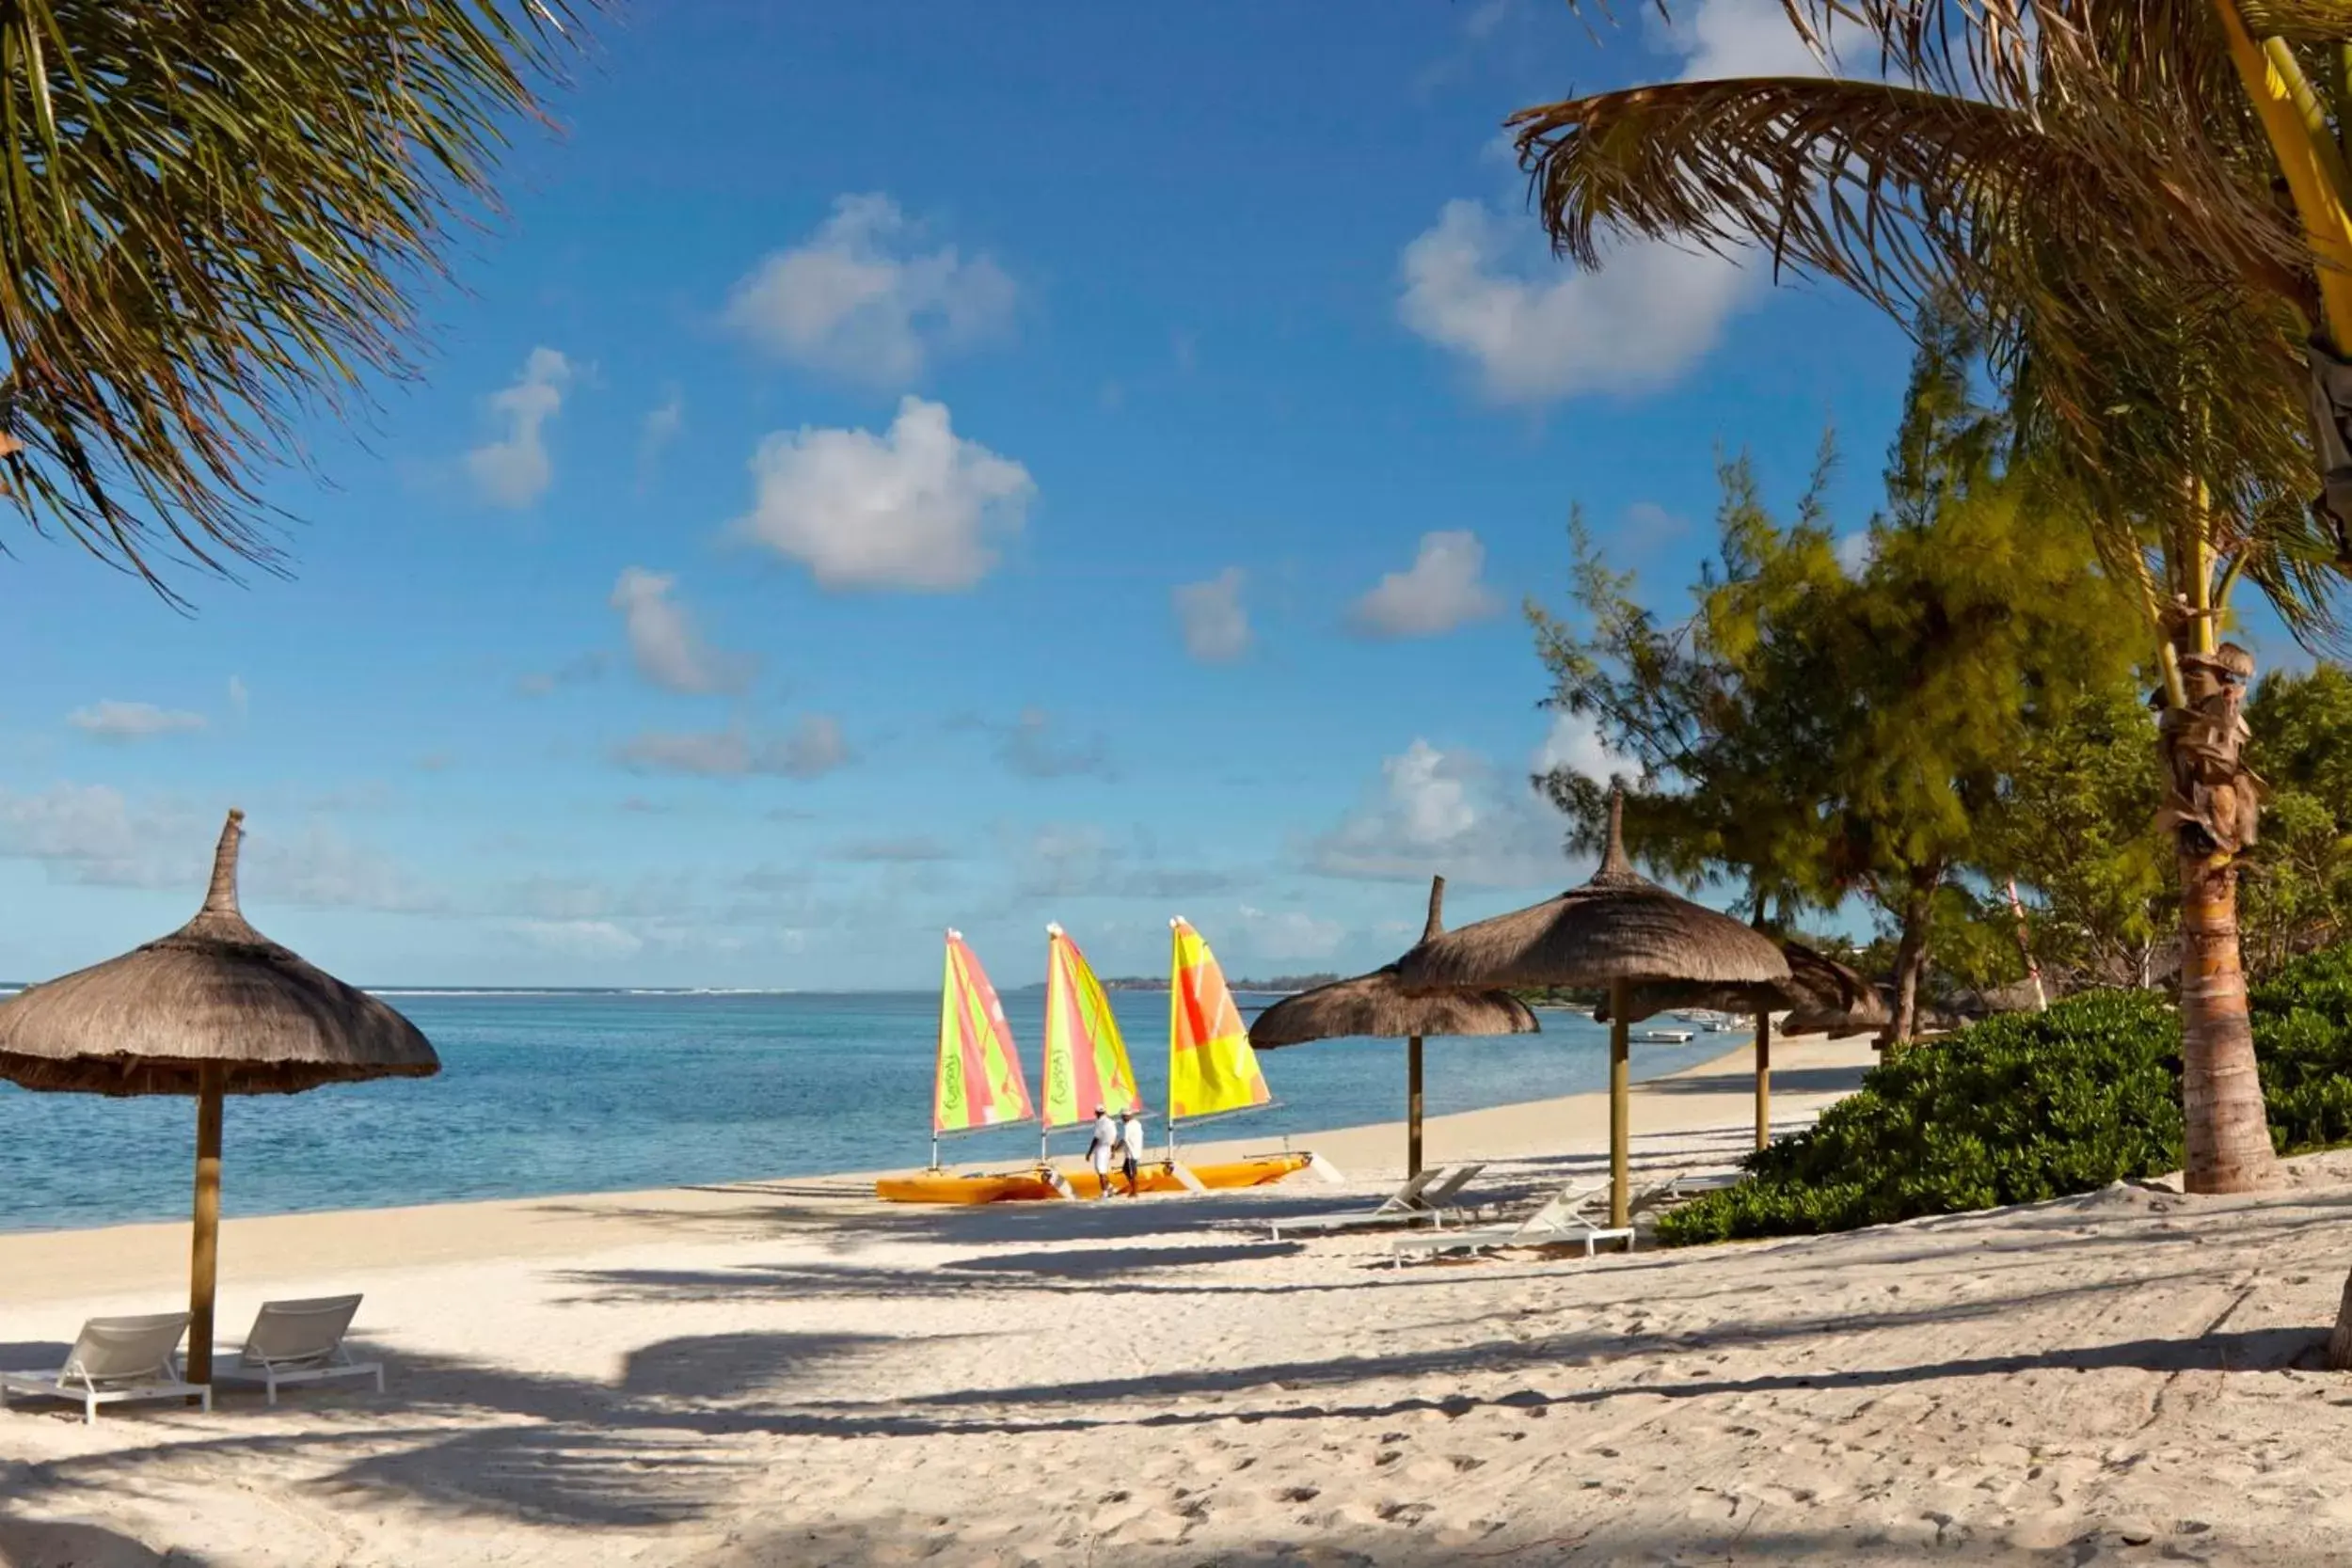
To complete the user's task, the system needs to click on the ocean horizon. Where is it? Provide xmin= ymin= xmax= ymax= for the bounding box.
xmin=0 ymin=989 xmax=1743 ymax=1234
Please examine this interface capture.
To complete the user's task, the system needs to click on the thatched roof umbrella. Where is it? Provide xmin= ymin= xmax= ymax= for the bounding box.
xmin=1393 ymin=792 xmax=1788 ymax=1227
xmin=0 ymin=810 xmax=437 ymax=1386
xmin=1249 ymin=877 xmax=1537 ymax=1179
xmin=1594 ymin=942 xmax=1889 ymax=1152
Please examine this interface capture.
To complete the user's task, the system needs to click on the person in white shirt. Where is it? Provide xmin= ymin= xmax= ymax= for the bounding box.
xmin=1119 ymin=1109 xmax=1145 ymax=1196
xmin=1086 ymin=1105 xmax=1118 ymax=1200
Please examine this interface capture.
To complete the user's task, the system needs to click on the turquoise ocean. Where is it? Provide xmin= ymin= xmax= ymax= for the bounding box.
xmin=0 ymin=988 xmax=1743 ymax=1233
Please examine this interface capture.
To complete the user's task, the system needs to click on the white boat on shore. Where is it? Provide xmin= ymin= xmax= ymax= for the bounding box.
xmin=1637 ymin=1027 xmax=1698 ymax=1043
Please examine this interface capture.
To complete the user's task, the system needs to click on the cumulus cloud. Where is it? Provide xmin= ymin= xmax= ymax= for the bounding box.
xmin=1534 ymin=710 xmax=1637 ymax=783
xmin=1309 ymin=739 xmax=1562 ymax=888
xmin=736 ymin=395 xmax=1035 ymax=592
xmin=613 ymin=716 xmax=850 ymax=780
xmin=1173 ymin=567 xmax=1251 ymax=663
xmin=723 ymin=193 xmax=1014 ymax=386
xmin=226 ymin=677 xmax=249 ymax=720
xmin=609 ymin=568 xmax=755 ymax=696
xmin=68 ymin=701 xmax=207 ymax=741
xmin=1657 ymin=0 xmax=1833 ymax=81
xmin=1349 ymin=531 xmax=1502 ymax=639
xmin=1399 ymin=199 xmax=1756 ymax=404
xmin=466 ymin=346 xmax=572 ymax=509
xmin=1836 ymin=531 xmax=1876 ymax=577
xmin=1232 ymin=904 xmax=1346 ymax=963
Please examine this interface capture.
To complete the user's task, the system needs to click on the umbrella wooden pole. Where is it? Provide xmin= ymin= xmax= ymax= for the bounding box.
xmin=1406 ymin=1035 xmax=1424 ymax=1180
xmin=1754 ymin=1009 xmax=1772 ymax=1151
xmin=188 ymin=1065 xmax=224 ymax=1389
xmin=1608 ymin=980 xmax=1629 ymax=1229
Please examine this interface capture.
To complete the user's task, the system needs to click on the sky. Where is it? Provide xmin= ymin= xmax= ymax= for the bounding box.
xmin=0 ymin=1 xmax=2289 ymax=990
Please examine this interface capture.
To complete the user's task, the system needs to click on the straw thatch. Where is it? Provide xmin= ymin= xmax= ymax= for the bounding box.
xmin=0 ymin=810 xmax=439 ymax=1096
xmin=1593 ymin=941 xmax=1891 ymax=1031
xmin=1392 ymin=796 xmax=1789 ymax=992
xmin=1250 ymin=878 xmax=1538 ymax=1047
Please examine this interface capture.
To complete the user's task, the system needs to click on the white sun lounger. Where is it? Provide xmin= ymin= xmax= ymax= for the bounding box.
xmin=1388 ymin=1180 xmax=1633 ymax=1266
xmin=1266 ymin=1166 xmax=1454 ymax=1242
xmin=212 ymin=1294 xmax=383 ymax=1404
xmin=0 ymin=1311 xmax=209 ymax=1423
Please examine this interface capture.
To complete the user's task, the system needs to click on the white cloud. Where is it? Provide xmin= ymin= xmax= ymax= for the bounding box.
xmin=1836 ymin=531 xmax=1875 ymax=576
xmin=466 ymin=347 xmax=572 ymax=509
xmin=1173 ymin=568 xmax=1251 ymax=662
xmin=736 ymin=395 xmax=1035 ymax=592
xmin=1232 ymin=904 xmax=1346 ymax=963
xmin=614 ymin=716 xmax=850 ymax=780
xmin=1349 ymin=531 xmax=1502 ymax=639
xmin=1535 ymin=711 xmax=1636 ymax=781
xmin=723 ymin=193 xmax=1014 ymax=386
xmin=833 ymin=835 xmax=954 ymax=863
xmin=609 ymin=568 xmax=755 ymax=696
xmin=1011 ymin=822 xmax=1231 ymax=901
xmin=1399 ymin=198 xmax=1756 ymax=404
xmin=639 ymin=387 xmax=684 ymax=481
xmin=1656 ymin=0 xmax=1832 ymax=81
xmin=226 ymin=677 xmax=248 ymax=720
xmin=1309 ymin=739 xmax=1563 ymax=888
xmin=68 ymin=701 xmax=206 ymax=741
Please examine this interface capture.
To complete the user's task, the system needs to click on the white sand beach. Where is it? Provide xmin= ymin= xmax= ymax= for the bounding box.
xmin=9 ymin=1030 xmax=2352 ymax=1566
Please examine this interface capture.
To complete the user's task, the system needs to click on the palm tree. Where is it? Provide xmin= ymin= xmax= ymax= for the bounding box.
xmin=0 ymin=2 xmax=583 ymax=602
xmin=1502 ymin=1 xmax=2352 ymax=1198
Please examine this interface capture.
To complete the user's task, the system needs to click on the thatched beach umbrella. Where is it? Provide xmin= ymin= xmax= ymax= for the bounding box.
xmin=1249 ymin=877 xmax=1537 ymax=1179
xmin=1595 ymin=942 xmax=1889 ymax=1152
xmin=1394 ymin=792 xmax=1788 ymax=1227
xmin=0 ymin=810 xmax=437 ymax=1385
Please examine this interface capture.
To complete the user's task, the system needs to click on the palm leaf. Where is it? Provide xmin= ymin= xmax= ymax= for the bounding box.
xmin=0 ymin=1 xmax=586 ymax=601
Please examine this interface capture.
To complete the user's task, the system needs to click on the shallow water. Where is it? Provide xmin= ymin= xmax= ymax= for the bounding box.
xmin=0 ymin=989 xmax=1740 ymax=1232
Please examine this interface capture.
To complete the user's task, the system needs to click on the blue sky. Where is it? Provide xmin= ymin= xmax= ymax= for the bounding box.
xmin=0 ymin=1 xmax=2268 ymax=990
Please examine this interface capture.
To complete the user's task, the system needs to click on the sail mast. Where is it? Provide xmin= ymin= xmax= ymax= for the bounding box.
xmin=931 ymin=929 xmax=1034 ymax=1170
xmin=1167 ymin=916 xmax=1273 ymax=1166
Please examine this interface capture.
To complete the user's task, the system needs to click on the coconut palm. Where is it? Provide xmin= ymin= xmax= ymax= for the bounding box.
xmin=1503 ymin=0 xmax=2352 ymax=1197
xmin=0 ymin=2 xmax=582 ymax=602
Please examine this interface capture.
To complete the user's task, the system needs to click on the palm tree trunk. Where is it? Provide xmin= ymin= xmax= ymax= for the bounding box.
xmin=2179 ymin=844 xmax=2275 ymax=1192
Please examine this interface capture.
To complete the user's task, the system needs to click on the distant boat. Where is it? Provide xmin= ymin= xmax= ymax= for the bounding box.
xmin=1637 ymin=1028 xmax=1697 ymax=1043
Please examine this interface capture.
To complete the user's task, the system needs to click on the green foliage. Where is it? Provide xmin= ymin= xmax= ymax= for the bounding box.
xmin=2241 ymin=666 xmax=2352 ymax=972
xmin=1658 ymin=941 xmax=2352 ymax=1245
xmin=1655 ymin=991 xmax=2184 ymax=1244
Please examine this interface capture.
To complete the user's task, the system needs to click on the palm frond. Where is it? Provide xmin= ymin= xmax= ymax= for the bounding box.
xmin=0 ymin=1 xmax=587 ymax=601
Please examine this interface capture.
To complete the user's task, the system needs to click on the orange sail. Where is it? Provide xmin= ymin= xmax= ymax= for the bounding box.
xmin=1168 ymin=917 xmax=1272 ymax=1124
xmin=934 ymin=930 xmax=1035 ymax=1135
xmin=1041 ymin=924 xmax=1143 ymax=1129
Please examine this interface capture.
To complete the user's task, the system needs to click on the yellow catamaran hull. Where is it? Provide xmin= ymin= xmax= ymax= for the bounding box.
xmin=875 ymin=1151 xmax=1311 ymax=1205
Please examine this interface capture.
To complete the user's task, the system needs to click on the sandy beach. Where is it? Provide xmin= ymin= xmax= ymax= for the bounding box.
xmin=11 ymin=1029 xmax=2352 ymax=1566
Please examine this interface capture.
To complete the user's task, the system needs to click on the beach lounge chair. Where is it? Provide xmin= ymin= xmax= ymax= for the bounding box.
xmin=212 ymin=1294 xmax=382 ymax=1404
xmin=1265 ymin=1165 xmax=1460 ymax=1241
xmin=1388 ymin=1180 xmax=1632 ymax=1266
xmin=0 ymin=1311 xmax=209 ymax=1423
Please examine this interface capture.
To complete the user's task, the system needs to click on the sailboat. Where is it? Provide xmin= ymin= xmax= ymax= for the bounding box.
xmin=926 ymin=929 xmax=1035 ymax=1168
xmin=1157 ymin=917 xmax=1316 ymax=1193
xmin=876 ymin=921 xmax=1319 ymax=1202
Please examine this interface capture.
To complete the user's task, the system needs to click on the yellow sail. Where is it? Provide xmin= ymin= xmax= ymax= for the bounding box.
xmin=934 ymin=930 xmax=1034 ymax=1135
xmin=1041 ymin=924 xmax=1143 ymax=1130
xmin=1168 ymin=917 xmax=1271 ymax=1124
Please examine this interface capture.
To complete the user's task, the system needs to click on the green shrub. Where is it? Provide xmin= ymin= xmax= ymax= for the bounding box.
xmin=2253 ymin=942 xmax=2352 ymax=1153
xmin=1658 ymin=942 xmax=2352 ymax=1246
xmin=1656 ymin=990 xmax=2185 ymax=1245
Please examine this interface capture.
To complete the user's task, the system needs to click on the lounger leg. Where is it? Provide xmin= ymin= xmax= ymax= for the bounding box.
xmin=266 ymin=1373 xmax=278 ymax=1407
xmin=201 ymin=1387 xmax=213 ymax=1414
xmin=85 ymin=1392 xmax=97 ymax=1425
xmin=373 ymin=1367 xmax=385 ymax=1395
